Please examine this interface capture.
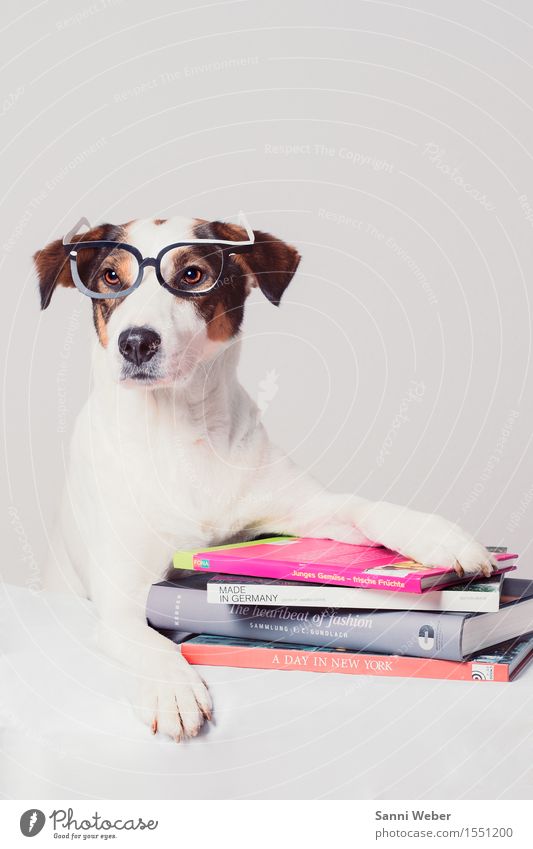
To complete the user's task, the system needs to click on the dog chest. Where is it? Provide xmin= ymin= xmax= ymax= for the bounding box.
xmin=127 ymin=426 xmax=259 ymax=539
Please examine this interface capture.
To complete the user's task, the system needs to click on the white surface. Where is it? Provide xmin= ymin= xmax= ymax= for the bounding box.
xmin=1 ymin=583 xmax=532 ymax=800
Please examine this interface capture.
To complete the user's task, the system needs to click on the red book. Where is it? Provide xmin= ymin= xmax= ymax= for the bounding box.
xmin=179 ymin=633 xmax=533 ymax=683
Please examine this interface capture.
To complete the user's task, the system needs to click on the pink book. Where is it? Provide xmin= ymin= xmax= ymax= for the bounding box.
xmin=173 ymin=536 xmax=517 ymax=594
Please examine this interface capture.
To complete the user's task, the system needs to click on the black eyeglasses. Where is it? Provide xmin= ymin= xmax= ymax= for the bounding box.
xmin=62 ymin=213 xmax=255 ymax=300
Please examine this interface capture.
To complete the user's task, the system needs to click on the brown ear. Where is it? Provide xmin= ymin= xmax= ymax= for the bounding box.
xmin=33 ymin=224 xmax=115 ymax=310
xmin=196 ymin=221 xmax=301 ymax=306
xmin=33 ymin=238 xmax=74 ymax=310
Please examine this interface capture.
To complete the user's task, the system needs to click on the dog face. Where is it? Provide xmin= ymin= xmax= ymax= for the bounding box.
xmin=34 ymin=217 xmax=300 ymax=388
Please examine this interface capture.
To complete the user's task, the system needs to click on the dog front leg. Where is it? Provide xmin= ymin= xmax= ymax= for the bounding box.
xmin=253 ymin=460 xmax=496 ymax=576
xmin=95 ymin=595 xmax=212 ymax=742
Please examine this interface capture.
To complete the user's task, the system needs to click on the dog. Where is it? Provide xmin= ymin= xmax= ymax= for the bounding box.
xmin=34 ymin=214 xmax=496 ymax=742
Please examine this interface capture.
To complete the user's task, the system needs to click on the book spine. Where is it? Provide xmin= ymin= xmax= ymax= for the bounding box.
xmin=179 ymin=641 xmax=511 ymax=682
xmin=184 ymin=554 xmax=420 ymax=592
xmin=146 ymin=583 xmax=467 ymax=660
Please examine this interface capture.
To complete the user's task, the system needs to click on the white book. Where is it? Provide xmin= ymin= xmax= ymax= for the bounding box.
xmin=205 ymin=574 xmax=505 ymax=613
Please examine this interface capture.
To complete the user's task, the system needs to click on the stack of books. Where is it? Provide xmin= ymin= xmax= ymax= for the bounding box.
xmin=146 ymin=537 xmax=533 ymax=683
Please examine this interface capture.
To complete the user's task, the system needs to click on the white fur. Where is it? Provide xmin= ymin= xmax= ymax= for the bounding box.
xmin=44 ymin=218 xmax=496 ymax=742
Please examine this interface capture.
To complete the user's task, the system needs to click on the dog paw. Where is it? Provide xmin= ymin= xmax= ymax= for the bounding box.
xmin=392 ymin=512 xmax=497 ymax=577
xmin=135 ymin=656 xmax=212 ymax=742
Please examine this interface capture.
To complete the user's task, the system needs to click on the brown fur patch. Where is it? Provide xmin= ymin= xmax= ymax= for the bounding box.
xmin=193 ymin=274 xmax=247 ymax=342
xmin=193 ymin=220 xmax=300 ymax=306
xmin=190 ymin=223 xmax=248 ymax=340
xmin=206 ymin=301 xmax=236 ymax=341
xmin=35 ymin=223 xmax=131 ymax=348
xmin=190 ymin=219 xmax=301 ymax=341
xmin=34 ymin=224 xmax=123 ymax=310
xmin=154 ymin=218 xmax=166 ymax=225
xmin=93 ymin=303 xmax=109 ymax=347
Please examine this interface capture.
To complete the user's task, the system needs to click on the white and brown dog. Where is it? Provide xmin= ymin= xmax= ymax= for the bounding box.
xmin=34 ymin=215 xmax=496 ymax=742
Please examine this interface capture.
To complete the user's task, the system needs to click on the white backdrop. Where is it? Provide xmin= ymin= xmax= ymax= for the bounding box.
xmin=2 ymin=0 xmax=533 ymax=587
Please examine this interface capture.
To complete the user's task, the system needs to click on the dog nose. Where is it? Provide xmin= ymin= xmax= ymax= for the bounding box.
xmin=118 ymin=327 xmax=161 ymax=366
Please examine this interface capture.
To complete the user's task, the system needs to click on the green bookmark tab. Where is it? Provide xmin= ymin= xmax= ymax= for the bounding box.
xmin=172 ymin=536 xmax=296 ymax=570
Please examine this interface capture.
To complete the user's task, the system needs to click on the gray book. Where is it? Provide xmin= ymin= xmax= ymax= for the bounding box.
xmin=146 ymin=573 xmax=533 ymax=662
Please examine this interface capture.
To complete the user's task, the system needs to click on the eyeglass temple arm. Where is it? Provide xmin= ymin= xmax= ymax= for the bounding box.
xmin=63 ymin=216 xmax=92 ymax=246
xmin=63 ymin=212 xmax=254 ymax=247
xmin=236 ymin=211 xmax=255 ymax=244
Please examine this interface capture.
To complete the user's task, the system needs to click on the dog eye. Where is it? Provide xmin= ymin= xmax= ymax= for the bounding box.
xmin=180 ymin=266 xmax=203 ymax=285
xmin=103 ymin=268 xmax=121 ymax=286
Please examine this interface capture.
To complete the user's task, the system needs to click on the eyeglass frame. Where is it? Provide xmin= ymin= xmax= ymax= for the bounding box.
xmin=61 ymin=211 xmax=255 ymax=300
